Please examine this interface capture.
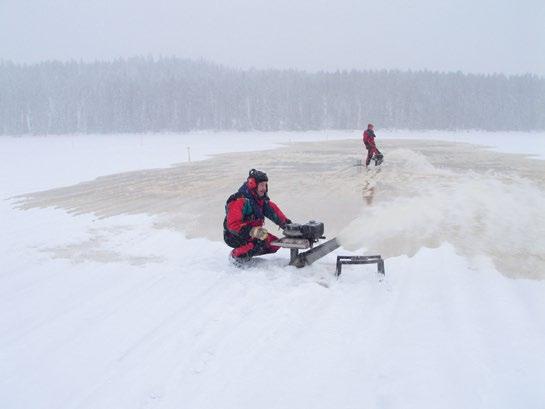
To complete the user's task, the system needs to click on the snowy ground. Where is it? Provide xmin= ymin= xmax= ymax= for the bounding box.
xmin=1 ymin=130 xmax=545 ymax=409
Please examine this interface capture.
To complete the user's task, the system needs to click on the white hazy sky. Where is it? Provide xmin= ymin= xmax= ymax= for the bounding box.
xmin=1 ymin=0 xmax=544 ymax=75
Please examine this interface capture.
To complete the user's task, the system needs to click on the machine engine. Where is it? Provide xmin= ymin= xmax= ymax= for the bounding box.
xmin=282 ymin=221 xmax=324 ymax=241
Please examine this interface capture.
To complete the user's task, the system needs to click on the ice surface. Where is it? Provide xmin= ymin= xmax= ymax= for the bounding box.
xmin=2 ymin=131 xmax=545 ymax=409
xmin=13 ymin=138 xmax=545 ymax=278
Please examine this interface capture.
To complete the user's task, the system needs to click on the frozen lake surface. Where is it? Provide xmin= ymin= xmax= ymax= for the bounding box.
xmin=1 ymin=130 xmax=545 ymax=409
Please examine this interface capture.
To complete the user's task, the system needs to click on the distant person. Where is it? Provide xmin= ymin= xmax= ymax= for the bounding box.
xmin=223 ymin=169 xmax=291 ymax=265
xmin=363 ymin=123 xmax=383 ymax=167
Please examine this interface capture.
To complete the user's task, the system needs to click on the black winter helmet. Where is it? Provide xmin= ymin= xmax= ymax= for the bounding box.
xmin=248 ymin=168 xmax=268 ymax=183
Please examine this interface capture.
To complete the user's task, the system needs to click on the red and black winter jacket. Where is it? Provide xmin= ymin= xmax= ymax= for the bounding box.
xmin=363 ymin=129 xmax=380 ymax=157
xmin=363 ymin=129 xmax=376 ymax=149
xmin=223 ymin=182 xmax=288 ymax=246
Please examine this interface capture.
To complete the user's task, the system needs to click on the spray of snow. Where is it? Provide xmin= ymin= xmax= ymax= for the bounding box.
xmin=339 ymin=149 xmax=545 ymax=278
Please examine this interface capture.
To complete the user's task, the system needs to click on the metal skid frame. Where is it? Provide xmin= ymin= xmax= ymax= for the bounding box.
xmin=335 ymin=255 xmax=385 ymax=277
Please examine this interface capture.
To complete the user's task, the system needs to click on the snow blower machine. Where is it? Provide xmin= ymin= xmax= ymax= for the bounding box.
xmin=272 ymin=221 xmax=340 ymax=268
xmin=272 ymin=221 xmax=385 ymax=276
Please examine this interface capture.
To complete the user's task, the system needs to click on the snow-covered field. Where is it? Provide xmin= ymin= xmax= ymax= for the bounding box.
xmin=1 ymin=130 xmax=545 ymax=409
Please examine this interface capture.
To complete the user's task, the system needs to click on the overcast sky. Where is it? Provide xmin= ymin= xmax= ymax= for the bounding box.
xmin=1 ymin=0 xmax=544 ymax=75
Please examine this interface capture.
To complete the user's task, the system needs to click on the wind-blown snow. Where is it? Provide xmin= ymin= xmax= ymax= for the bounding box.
xmin=339 ymin=148 xmax=545 ymax=278
xmin=1 ymin=130 xmax=545 ymax=409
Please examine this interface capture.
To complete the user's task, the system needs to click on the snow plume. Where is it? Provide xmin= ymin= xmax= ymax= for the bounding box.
xmin=338 ymin=150 xmax=545 ymax=279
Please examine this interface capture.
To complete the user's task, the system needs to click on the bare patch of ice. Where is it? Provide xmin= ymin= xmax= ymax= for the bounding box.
xmin=13 ymin=139 xmax=545 ymax=278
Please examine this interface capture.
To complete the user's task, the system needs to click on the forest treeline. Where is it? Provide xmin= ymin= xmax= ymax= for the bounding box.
xmin=1 ymin=57 xmax=543 ymax=134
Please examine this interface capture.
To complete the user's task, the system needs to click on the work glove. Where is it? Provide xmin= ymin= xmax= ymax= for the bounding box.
xmin=249 ymin=226 xmax=269 ymax=241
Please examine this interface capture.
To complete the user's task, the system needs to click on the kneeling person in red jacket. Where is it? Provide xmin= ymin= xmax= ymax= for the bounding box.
xmin=223 ymin=169 xmax=291 ymax=264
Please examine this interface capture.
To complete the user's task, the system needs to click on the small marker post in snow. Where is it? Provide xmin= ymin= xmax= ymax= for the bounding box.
xmin=187 ymin=146 xmax=191 ymax=162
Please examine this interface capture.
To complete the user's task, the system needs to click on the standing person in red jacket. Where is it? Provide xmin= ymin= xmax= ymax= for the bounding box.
xmin=363 ymin=123 xmax=383 ymax=167
xmin=223 ymin=169 xmax=291 ymax=265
